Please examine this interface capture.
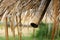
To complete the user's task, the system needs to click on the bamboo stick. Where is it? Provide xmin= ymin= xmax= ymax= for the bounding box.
xmin=51 ymin=0 xmax=59 ymax=40
xmin=33 ymin=28 xmax=35 ymax=40
xmin=30 ymin=0 xmax=51 ymax=28
xmin=16 ymin=15 xmax=20 ymax=40
xmin=10 ymin=15 xmax=15 ymax=40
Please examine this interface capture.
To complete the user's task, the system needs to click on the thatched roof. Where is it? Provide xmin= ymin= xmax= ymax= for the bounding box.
xmin=0 ymin=0 xmax=41 ymax=20
xmin=0 ymin=0 xmax=49 ymax=19
xmin=0 ymin=0 xmax=60 ymax=23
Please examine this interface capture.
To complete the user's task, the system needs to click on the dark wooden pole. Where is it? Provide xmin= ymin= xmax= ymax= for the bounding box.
xmin=19 ymin=12 xmax=22 ymax=40
xmin=5 ymin=16 xmax=9 ymax=40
